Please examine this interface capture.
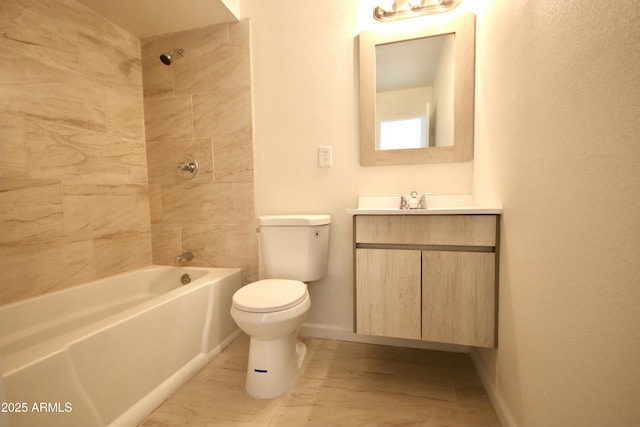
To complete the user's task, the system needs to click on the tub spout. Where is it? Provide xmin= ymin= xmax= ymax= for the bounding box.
xmin=175 ymin=252 xmax=193 ymax=264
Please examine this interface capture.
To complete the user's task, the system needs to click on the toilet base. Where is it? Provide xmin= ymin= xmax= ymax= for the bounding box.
xmin=245 ymin=334 xmax=307 ymax=399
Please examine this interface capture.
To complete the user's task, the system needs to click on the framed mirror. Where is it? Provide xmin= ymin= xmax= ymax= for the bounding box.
xmin=359 ymin=13 xmax=475 ymax=166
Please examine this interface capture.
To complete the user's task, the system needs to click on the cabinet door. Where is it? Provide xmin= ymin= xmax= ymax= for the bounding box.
xmin=422 ymin=251 xmax=496 ymax=347
xmin=356 ymin=249 xmax=421 ymax=340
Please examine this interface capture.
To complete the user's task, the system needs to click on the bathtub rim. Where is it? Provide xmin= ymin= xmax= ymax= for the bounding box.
xmin=1 ymin=265 xmax=242 ymax=377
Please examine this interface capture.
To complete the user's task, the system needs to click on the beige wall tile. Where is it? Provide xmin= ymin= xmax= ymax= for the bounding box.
xmin=193 ymin=87 xmax=252 ymax=139
xmin=59 ymin=239 xmax=98 ymax=291
xmin=94 ymin=230 xmax=152 ymax=278
xmin=77 ymin=30 xmax=141 ymax=92
xmin=212 ymin=125 xmax=254 ymax=183
xmin=232 ymin=182 xmax=255 ymax=224
xmin=26 ymin=120 xmax=148 ymax=185
xmin=172 ymin=48 xmax=221 ymax=96
xmin=159 ymin=183 xmax=235 ymax=224
xmin=172 ymin=21 xmax=250 ymax=97
xmin=228 ymin=19 xmax=251 ymax=49
xmin=4 ymin=71 xmax=108 ymax=133
xmin=150 ymin=224 xmax=182 ymax=265
xmin=0 ymin=179 xmax=64 ymax=244
xmin=144 ymin=95 xmax=192 ymax=142
xmin=148 ymin=184 xmax=163 ymax=223
xmin=0 ymin=1 xmax=79 ymax=74
xmin=0 ymin=113 xmax=28 ymax=178
xmin=173 ymin=40 xmax=249 ymax=96
xmin=62 ymin=184 xmax=151 ymax=239
xmin=0 ymin=240 xmax=58 ymax=304
xmin=56 ymin=0 xmax=134 ymax=42
xmin=0 ymin=0 xmax=151 ymax=304
xmin=104 ymin=89 xmax=146 ymax=140
xmin=0 ymin=237 xmax=96 ymax=305
xmin=141 ymin=58 xmax=174 ymax=99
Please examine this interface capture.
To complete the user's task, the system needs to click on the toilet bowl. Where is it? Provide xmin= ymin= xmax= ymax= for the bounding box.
xmin=230 ymin=279 xmax=310 ymax=399
xmin=230 ymin=214 xmax=331 ymax=399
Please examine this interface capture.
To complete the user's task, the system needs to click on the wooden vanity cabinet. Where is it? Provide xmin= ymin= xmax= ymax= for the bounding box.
xmin=354 ymin=215 xmax=498 ymax=348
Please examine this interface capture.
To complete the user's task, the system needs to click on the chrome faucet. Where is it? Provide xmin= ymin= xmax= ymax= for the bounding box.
xmin=175 ymin=252 xmax=193 ymax=264
xmin=393 ymin=191 xmax=431 ymax=209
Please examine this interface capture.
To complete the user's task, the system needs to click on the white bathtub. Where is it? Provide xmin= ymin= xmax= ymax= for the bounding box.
xmin=0 ymin=265 xmax=242 ymax=427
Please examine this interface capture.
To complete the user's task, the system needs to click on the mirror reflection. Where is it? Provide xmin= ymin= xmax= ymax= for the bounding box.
xmin=376 ymin=34 xmax=455 ymax=150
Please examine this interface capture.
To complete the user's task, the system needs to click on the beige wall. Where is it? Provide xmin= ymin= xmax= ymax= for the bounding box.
xmin=0 ymin=0 xmax=151 ymax=305
xmin=141 ymin=20 xmax=257 ymax=284
xmin=246 ymin=0 xmax=639 ymax=425
xmin=472 ymin=0 xmax=640 ymax=426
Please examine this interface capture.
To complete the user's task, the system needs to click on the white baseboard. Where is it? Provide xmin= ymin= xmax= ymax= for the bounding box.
xmin=300 ymin=322 xmax=470 ymax=353
xmin=470 ymin=348 xmax=518 ymax=427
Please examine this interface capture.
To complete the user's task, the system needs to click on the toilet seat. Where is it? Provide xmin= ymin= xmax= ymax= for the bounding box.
xmin=232 ymin=279 xmax=307 ymax=313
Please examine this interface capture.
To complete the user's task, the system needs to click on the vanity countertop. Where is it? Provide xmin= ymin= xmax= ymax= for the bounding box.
xmin=346 ymin=207 xmax=503 ymax=215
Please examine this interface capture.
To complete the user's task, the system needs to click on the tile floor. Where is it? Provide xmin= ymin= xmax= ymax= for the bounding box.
xmin=140 ymin=334 xmax=501 ymax=426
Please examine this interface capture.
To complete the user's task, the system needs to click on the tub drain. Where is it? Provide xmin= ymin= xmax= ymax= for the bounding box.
xmin=180 ymin=274 xmax=191 ymax=285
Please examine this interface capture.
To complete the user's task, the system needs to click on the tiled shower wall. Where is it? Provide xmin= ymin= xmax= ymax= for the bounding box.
xmin=0 ymin=0 xmax=257 ymax=305
xmin=141 ymin=20 xmax=257 ymax=284
xmin=0 ymin=0 xmax=151 ymax=305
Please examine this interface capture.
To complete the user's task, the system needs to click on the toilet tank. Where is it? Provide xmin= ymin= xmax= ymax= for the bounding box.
xmin=258 ymin=215 xmax=331 ymax=282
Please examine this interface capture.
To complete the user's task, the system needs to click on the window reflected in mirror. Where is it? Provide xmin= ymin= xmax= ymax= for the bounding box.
xmin=379 ymin=117 xmax=426 ymax=150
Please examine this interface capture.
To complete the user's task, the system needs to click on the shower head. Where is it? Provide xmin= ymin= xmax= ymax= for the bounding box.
xmin=159 ymin=48 xmax=184 ymax=65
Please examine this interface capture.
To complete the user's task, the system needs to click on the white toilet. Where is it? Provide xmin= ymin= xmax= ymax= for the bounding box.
xmin=230 ymin=214 xmax=331 ymax=399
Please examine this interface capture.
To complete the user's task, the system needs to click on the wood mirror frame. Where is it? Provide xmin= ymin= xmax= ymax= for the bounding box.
xmin=359 ymin=13 xmax=475 ymax=166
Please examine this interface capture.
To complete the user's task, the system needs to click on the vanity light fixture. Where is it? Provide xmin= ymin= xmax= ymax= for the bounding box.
xmin=374 ymin=0 xmax=461 ymax=22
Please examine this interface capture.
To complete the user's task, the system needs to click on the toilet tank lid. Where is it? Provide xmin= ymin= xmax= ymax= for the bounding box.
xmin=258 ymin=214 xmax=331 ymax=226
